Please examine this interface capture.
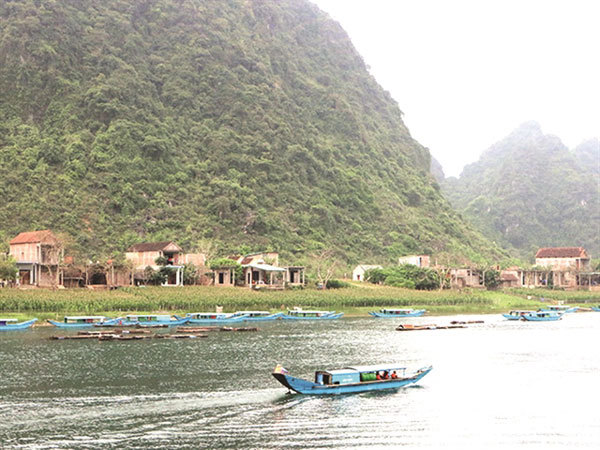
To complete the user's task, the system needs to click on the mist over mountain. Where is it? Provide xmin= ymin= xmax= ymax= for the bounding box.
xmin=442 ymin=122 xmax=599 ymax=259
xmin=0 ymin=0 xmax=506 ymax=264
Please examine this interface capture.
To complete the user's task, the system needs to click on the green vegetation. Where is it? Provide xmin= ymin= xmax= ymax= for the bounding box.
xmin=442 ymin=122 xmax=599 ymax=260
xmin=0 ymin=0 xmax=505 ymax=266
xmin=365 ymin=265 xmax=440 ymax=290
xmin=0 ymin=255 xmax=18 ymax=282
xmin=0 ymin=285 xmax=564 ymax=316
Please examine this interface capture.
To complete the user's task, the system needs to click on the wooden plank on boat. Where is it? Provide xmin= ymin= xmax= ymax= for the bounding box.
xmin=176 ymin=326 xmax=258 ymax=333
xmin=49 ymin=335 xmax=99 ymax=340
xmin=396 ymin=323 xmax=467 ymax=331
xmin=154 ymin=333 xmax=208 ymax=339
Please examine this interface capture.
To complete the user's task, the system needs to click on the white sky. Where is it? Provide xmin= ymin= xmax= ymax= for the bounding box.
xmin=311 ymin=0 xmax=600 ymax=177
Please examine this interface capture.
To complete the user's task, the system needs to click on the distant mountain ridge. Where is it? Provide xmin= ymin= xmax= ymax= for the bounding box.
xmin=0 ymin=0 xmax=504 ymax=265
xmin=442 ymin=122 xmax=599 ymax=259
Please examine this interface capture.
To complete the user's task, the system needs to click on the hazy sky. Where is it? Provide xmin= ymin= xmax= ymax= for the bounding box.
xmin=311 ymin=0 xmax=600 ymax=177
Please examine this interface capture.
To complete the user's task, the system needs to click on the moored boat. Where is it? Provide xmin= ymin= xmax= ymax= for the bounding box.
xmin=281 ymin=309 xmax=343 ymax=320
xmin=369 ymin=308 xmax=426 ymax=318
xmin=502 ymin=310 xmax=536 ymax=320
xmin=0 ymin=318 xmax=37 ymax=331
xmin=272 ymin=363 xmax=432 ymax=395
xmin=520 ymin=311 xmax=563 ymax=321
xmin=591 ymin=306 xmax=600 ymax=312
xmin=232 ymin=311 xmax=284 ymax=321
xmin=48 ymin=316 xmax=121 ymax=328
xmin=110 ymin=314 xmax=189 ymax=327
xmin=539 ymin=305 xmax=579 ymax=314
xmin=185 ymin=312 xmax=247 ymax=324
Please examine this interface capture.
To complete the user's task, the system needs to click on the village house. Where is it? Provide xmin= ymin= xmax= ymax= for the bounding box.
xmin=236 ymin=252 xmax=304 ymax=289
xmin=9 ymin=230 xmax=63 ymax=287
xmin=530 ymin=247 xmax=591 ymax=289
xmin=125 ymin=241 xmax=206 ymax=286
xmin=535 ymin=247 xmax=590 ymax=271
xmin=398 ymin=255 xmax=430 ymax=268
xmin=352 ymin=264 xmax=382 ymax=282
xmin=449 ymin=268 xmax=484 ymax=289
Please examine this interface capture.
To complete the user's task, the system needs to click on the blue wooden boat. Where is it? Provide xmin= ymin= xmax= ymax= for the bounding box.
xmin=272 ymin=363 xmax=432 ymax=395
xmin=0 ymin=318 xmax=37 ymax=331
xmin=502 ymin=310 xmax=536 ymax=320
xmin=48 ymin=316 xmax=122 ymax=328
xmin=185 ymin=312 xmax=247 ymax=324
xmin=520 ymin=311 xmax=563 ymax=321
xmin=232 ymin=311 xmax=284 ymax=321
xmin=539 ymin=305 xmax=579 ymax=314
xmin=281 ymin=309 xmax=344 ymax=320
xmin=591 ymin=306 xmax=600 ymax=312
xmin=109 ymin=314 xmax=189 ymax=327
xmin=369 ymin=308 xmax=426 ymax=318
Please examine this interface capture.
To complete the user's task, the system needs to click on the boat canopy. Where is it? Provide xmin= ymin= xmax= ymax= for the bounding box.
xmin=65 ymin=316 xmax=106 ymax=320
xmin=187 ymin=312 xmax=231 ymax=318
xmin=0 ymin=318 xmax=18 ymax=323
xmin=380 ymin=309 xmax=413 ymax=313
xmin=288 ymin=310 xmax=333 ymax=315
xmin=126 ymin=314 xmax=171 ymax=321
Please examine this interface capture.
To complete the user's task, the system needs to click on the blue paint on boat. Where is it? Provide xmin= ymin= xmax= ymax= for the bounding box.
xmin=591 ymin=306 xmax=600 ymax=312
xmin=232 ymin=311 xmax=284 ymax=321
xmin=539 ymin=305 xmax=579 ymax=314
xmin=502 ymin=310 xmax=536 ymax=320
xmin=369 ymin=309 xmax=426 ymax=318
xmin=185 ymin=312 xmax=247 ymax=324
xmin=272 ymin=364 xmax=432 ymax=395
xmin=281 ymin=309 xmax=343 ymax=320
xmin=111 ymin=315 xmax=190 ymax=326
xmin=520 ymin=311 xmax=564 ymax=321
xmin=0 ymin=318 xmax=37 ymax=331
xmin=48 ymin=316 xmax=121 ymax=328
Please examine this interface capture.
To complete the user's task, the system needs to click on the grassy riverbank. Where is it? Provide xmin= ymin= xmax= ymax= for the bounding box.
xmin=2 ymin=284 xmax=590 ymax=320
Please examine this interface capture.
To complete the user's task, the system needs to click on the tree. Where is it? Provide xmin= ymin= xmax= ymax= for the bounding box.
xmin=0 ymin=255 xmax=18 ymax=284
xmin=311 ymin=250 xmax=339 ymax=288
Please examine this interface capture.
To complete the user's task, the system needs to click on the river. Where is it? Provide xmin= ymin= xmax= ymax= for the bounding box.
xmin=1 ymin=313 xmax=598 ymax=449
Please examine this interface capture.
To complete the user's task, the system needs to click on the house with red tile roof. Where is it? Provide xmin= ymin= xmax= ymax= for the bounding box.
xmin=535 ymin=247 xmax=590 ymax=271
xmin=9 ymin=230 xmax=63 ymax=287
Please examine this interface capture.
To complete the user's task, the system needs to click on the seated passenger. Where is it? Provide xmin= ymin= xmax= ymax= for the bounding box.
xmin=376 ymin=371 xmax=383 ymax=380
xmin=391 ymin=371 xmax=398 ymax=379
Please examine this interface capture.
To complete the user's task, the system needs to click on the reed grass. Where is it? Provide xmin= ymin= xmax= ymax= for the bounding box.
xmin=0 ymin=285 xmax=552 ymax=316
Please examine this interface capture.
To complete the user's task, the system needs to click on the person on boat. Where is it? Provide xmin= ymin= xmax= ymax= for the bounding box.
xmin=376 ymin=371 xmax=383 ymax=380
xmin=391 ymin=371 xmax=398 ymax=379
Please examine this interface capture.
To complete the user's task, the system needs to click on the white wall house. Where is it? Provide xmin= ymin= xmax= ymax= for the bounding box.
xmin=398 ymin=255 xmax=430 ymax=268
xmin=352 ymin=265 xmax=382 ymax=281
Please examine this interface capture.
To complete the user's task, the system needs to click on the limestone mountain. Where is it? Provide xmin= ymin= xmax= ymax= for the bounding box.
xmin=0 ymin=0 xmax=504 ymax=264
xmin=443 ymin=122 xmax=599 ymax=260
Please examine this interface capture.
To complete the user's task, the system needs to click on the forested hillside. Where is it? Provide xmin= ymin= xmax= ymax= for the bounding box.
xmin=443 ymin=122 xmax=599 ymax=260
xmin=0 ymin=0 xmax=504 ymax=265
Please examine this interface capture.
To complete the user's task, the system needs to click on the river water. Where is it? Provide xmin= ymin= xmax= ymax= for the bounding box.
xmin=1 ymin=313 xmax=598 ymax=449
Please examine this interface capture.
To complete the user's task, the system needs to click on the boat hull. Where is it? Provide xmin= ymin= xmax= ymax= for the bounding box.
xmin=520 ymin=313 xmax=563 ymax=321
xmin=239 ymin=313 xmax=284 ymax=322
xmin=109 ymin=317 xmax=190 ymax=327
xmin=281 ymin=313 xmax=344 ymax=320
xmin=592 ymin=306 xmax=600 ymax=312
xmin=0 ymin=318 xmax=37 ymax=331
xmin=186 ymin=316 xmax=246 ymax=324
xmin=273 ymin=366 xmax=432 ymax=395
xmin=369 ymin=310 xmax=425 ymax=318
xmin=502 ymin=314 xmax=524 ymax=320
xmin=48 ymin=318 xmax=122 ymax=328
